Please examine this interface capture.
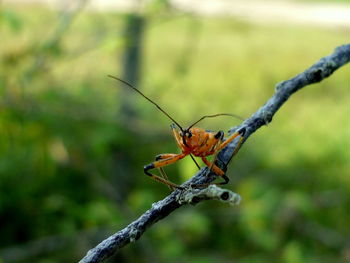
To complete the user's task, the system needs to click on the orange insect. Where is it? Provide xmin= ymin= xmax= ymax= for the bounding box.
xmin=109 ymin=75 xmax=245 ymax=189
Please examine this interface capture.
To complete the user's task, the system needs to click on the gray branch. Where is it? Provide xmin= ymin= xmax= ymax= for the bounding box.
xmin=79 ymin=43 xmax=350 ymax=263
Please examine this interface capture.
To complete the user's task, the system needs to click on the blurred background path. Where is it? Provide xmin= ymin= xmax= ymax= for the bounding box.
xmin=8 ymin=0 xmax=350 ymax=28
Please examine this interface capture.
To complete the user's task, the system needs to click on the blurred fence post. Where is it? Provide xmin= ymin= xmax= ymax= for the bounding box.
xmin=122 ymin=13 xmax=145 ymax=86
xmin=112 ymin=13 xmax=146 ymax=200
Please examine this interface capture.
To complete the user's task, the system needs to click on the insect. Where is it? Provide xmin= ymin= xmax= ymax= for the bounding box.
xmin=109 ymin=75 xmax=246 ymax=189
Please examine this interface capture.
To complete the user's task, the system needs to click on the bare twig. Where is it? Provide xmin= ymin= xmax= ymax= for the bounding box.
xmin=80 ymin=44 xmax=350 ymax=263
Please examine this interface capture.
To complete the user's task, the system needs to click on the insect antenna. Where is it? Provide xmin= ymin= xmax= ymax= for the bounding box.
xmin=108 ymin=75 xmax=184 ymax=131
xmin=186 ymin=113 xmax=244 ymax=130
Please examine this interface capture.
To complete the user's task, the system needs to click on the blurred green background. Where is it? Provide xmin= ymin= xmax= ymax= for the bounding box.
xmin=1 ymin=1 xmax=350 ymax=262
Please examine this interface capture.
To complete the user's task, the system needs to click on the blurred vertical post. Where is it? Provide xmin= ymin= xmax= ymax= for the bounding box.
xmin=122 ymin=13 xmax=145 ymax=87
xmin=120 ymin=12 xmax=146 ymax=119
xmin=112 ymin=11 xmax=146 ymax=200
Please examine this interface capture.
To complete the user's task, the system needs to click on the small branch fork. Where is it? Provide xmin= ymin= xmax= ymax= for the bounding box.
xmin=80 ymin=44 xmax=350 ymax=263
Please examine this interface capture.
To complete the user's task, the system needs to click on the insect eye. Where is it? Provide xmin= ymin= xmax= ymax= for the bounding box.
xmin=186 ymin=132 xmax=192 ymax=138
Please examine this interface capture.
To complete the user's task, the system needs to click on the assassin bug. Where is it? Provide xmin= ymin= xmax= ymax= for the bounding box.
xmin=109 ymin=75 xmax=246 ymax=189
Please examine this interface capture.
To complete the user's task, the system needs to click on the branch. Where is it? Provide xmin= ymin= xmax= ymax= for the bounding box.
xmin=80 ymin=44 xmax=350 ymax=263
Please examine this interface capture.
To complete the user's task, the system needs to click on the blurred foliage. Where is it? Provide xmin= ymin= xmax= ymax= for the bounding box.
xmin=1 ymin=2 xmax=350 ymax=263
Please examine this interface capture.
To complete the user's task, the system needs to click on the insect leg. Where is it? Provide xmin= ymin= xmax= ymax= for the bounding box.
xmin=215 ymin=127 xmax=246 ymax=152
xmin=190 ymin=157 xmax=228 ymax=188
xmin=155 ymin=153 xmax=178 ymax=160
xmin=158 ymin=167 xmax=174 ymax=191
xmin=208 ymin=153 xmax=230 ymax=186
xmin=144 ymin=153 xmax=187 ymax=189
xmin=155 ymin=154 xmax=178 ymax=191
xmin=201 ymin=156 xmax=225 ymax=176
